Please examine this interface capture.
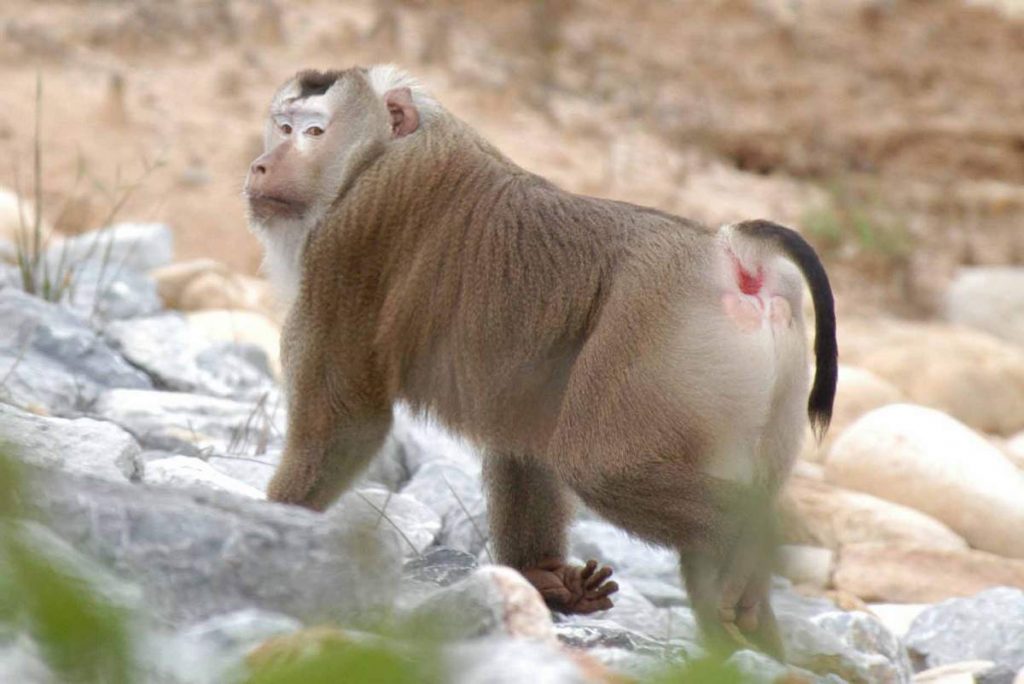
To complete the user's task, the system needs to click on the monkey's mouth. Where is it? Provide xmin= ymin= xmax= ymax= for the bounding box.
xmin=247 ymin=194 xmax=303 ymax=220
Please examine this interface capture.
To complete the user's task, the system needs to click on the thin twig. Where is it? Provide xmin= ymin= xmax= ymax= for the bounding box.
xmin=442 ymin=474 xmax=492 ymax=562
xmin=355 ymin=490 xmax=424 ymax=559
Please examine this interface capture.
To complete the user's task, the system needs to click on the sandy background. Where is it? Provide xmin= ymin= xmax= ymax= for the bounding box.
xmin=1 ymin=0 xmax=1023 ymax=318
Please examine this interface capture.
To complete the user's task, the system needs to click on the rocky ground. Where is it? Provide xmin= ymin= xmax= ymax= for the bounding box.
xmin=1 ymin=219 xmax=1024 ymax=682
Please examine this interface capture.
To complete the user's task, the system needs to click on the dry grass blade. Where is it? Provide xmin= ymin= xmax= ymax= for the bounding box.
xmin=441 ymin=474 xmax=492 ymax=563
xmin=355 ymin=490 xmax=424 ymax=560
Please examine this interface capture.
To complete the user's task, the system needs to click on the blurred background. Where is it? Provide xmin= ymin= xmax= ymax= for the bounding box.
xmin=2 ymin=0 xmax=1023 ymax=320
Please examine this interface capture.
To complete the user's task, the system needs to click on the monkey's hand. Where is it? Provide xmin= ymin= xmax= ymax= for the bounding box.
xmin=521 ymin=558 xmax=619 ymax=615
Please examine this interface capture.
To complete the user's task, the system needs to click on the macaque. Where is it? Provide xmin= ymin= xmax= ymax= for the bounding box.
xmin=245 ymin=65 xmax=837 ymax=658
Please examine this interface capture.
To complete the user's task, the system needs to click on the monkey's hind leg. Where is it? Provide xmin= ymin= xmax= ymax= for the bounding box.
xmin=483 ymin=453 xmax=618 ymax=614
xmin=682 ymin=495 xmax=785 ymax=660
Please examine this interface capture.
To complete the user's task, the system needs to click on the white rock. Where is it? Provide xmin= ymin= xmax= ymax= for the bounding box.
xmin=93 ymin=388 xmax=286 ymax=457
xmin=402 ymin=460 xmax=487 ymax=556
xmin=53 ymin=222 xmax=173 ymax=273
xmin=0 ymin=402 xmax=142 ymax=482
xmin=839 ymin=318 xmax=1024 ymax=435
xmin=777 ymin=545 xmax=834 ymax=589
xmin=207 ymin=451 xmax=281 ymax=492
xmin=780 ymin=476 xmax=968 ymax=551
xmin=802 ymin=365 xmax=904 ymax=461
xmin=1006 ymin=431 xmax=1024 ymax=470
xmin=946 ymin=267 xmax=1024 ymax=349
xmin=345 ymin=487 xmax=442 ymax=557
xmin=145 ymin=456 xmax=266 ymax=499
xmin=148 ymin=609 xmax=301 ymax=684
xmin=826 ymin=404 xmax=1024 ymax=558
xmin=186 ymin=309 xmax=282 ymax=377
xmin=0 ymin=186 xmax=51 ymax=244
xmin=570 ymin=519 xmax=680 ymax=585
xmin=410 ymin=565 xmax=556 ymax=642
xmin=391 ymin=404 xmax=480 ymax=475
xmin=913 ymin=660 xmax=998 ymax=684
xmin=105 ymin=313 xmax=275 ymax=400
xmin=868 ymin=604 xmax=929 ymax=639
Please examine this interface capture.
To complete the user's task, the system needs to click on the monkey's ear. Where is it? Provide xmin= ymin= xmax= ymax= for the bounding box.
xmin=385 ymin=87 xmax=419 ymax=138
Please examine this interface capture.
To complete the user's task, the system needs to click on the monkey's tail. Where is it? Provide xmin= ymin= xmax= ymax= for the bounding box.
xmin=733 ymin=219 xmax=838 ymax=441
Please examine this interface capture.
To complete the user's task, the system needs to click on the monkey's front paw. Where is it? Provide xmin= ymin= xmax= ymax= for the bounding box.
xmin=521 ymin=558 xmax=619 ymax=615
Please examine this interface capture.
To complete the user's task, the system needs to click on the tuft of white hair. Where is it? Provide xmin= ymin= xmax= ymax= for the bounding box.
xmin=365 ymin=64 xmax=441 ymax=119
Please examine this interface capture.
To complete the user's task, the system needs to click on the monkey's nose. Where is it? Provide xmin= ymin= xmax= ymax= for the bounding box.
xmin=251 ymin=161 xmax=268 ymax=175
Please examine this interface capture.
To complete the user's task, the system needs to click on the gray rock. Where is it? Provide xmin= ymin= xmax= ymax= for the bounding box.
xmin=443 ymin=637 xmax=591 ymax=684
xmin=104 ymin=313 xmax=275 ymax=399
xmin=554 ymin=615 xmax=696 ymax=658
xmin=0 ymin=401 xmax=143 ymax=482
xmin=0 ymin=288 xmax=152 ymax=414
xmin=407 ymin=565 xmax=555 ymax=642
xmin=906 ymin=587 xmax=1024 ymax=680
xmin=391 ymin=404 xmax=480 ymax=475
xmin=207 ymin=450 xmax=281 ymax=492
xmin=145 ymin=609 xmax=301 ymax=684
xmin=773 ymin=585 xmax=844 ymax=621
xmin=194 ymin=439 xmax=405 ymax=497
xmin=779 ymin=609 xmax=909 ymax=684
xmin=570 ymin=519 xmax=681 ymax=586
xmin=144 ymin=455 xmax=266 ymax=499
xmin=628 ymin=576 xmax=686 ymax=607
xmin=567 ymin=578 xmax=690 ymax=640
xmin=402 ymin=460 xmax=489 ymax=556
xmin=59 ymin=260 xmax=162 ymax=322
xmin=350 ymin=487 xmax=442 ymax=558
xmin=728 ymin=650 xmax=848 ymax=684
xmin=360 ymin=434 xmax=410 ymax=491
xmin=21 ymin=464 xmax=404 ymax=627
xmin=404 ymin=547 xmax=479 ymax=587
xmin=813 ymin=610 xmax=912 ymax=683
xmin=92 ymin=388 xmax=286 ymax=457
xmin=50 ymin=222 xmax=173 ymax=274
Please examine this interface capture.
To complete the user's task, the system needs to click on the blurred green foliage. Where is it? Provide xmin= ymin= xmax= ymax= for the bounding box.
xmin=803 ymin=179 xmax=913 ymax=260
xmin=649 ymin=658 xmax=749 ymax=684
xmin=0 ymin=447 xmax=135 ymax=683
xmin=243 ymin=640 xmax=442 ymax=684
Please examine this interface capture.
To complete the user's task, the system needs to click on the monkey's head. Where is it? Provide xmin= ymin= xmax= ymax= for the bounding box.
xmin=244 ymin=66 xmax=423 ymax=228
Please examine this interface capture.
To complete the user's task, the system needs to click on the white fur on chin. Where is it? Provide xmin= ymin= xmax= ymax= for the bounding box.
xmin=253 ymin=216 xmax=312 ymax=310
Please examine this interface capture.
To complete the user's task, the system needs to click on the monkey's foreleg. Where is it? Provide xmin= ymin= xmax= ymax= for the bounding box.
xmin=483 ymin=453 xmax=618 ymax=614
xmin=268 ymin=346 xmax=392 ymax=511
xmin=268 ymin=416 xmax=391 ymax=511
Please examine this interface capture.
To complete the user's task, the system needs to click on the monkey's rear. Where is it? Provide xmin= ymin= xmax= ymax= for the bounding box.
xmin=250 ymin=66 xmax=837 ymax=661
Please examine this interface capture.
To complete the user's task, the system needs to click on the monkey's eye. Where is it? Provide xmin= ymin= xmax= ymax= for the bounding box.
xmin=279 ymin=123 xmax=293 ymax=135
xmin=305 ymin=126 xmax=325 ymax=137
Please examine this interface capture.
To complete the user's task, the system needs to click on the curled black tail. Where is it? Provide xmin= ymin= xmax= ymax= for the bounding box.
xmin=734 ymin=219 xmax=838 ymax=440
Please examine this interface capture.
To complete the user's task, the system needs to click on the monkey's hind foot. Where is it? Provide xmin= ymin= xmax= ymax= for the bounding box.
xmin=521 ymin=558 xmax=619 ymax=615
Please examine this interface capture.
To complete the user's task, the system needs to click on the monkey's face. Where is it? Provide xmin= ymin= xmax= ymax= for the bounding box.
xmin=244 ymin=69 xmax=398 ymax=228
